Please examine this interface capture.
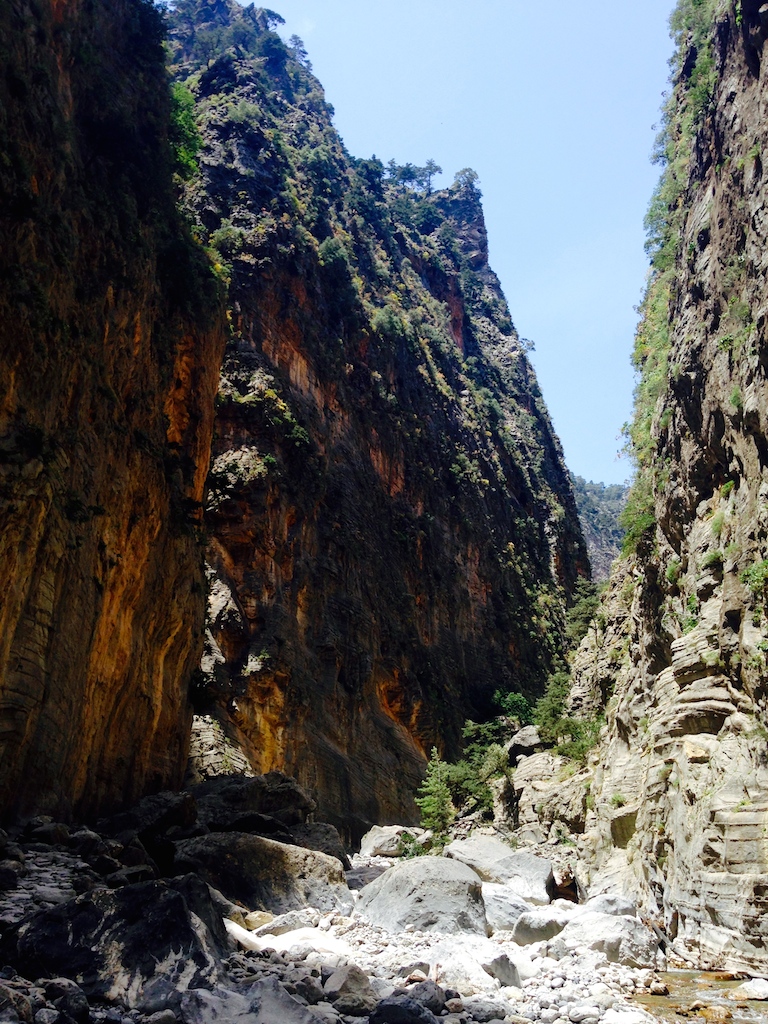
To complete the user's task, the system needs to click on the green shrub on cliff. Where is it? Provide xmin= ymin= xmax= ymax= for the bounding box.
xmin=623 ymin=0 xmax=720 ymax=548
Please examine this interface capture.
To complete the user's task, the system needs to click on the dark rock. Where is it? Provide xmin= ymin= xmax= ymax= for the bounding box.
xmin=27 ymin=824 xmax=70 ymax=847
xmin=404 ymin=981 xmax=446 ymax=1015
xmin=16 ymin=882 xmax=218 ymax=1007
xmin=92 ymin=855 xmax=123 ymax=877
xmin=173 ymin=833 xmax=351 ymax=914
xmin=292 ymin=974 xmax=324 ymax=1005
xmin=68 ymin=830 xmax=105 ymax=858
xmin=166 ymin=874 xmax=232 ymax=956
xmin=105 ymin=865 xmax=157 ymax=887
xmin=118 ymin=838 xmax=155 ymax=869
xmin=210 ymin=813 xmax=293 ymax=843
xmin=44 ymin=980 xmax=88 ymax=1023
xmin=323 ymin=965 xmax=377 ymax=1016
xmin=191 ymin=774 xmax=316 ymax=830
xmin=146 ymin=1012 xmax=179 ymax=1024
xmin=98 ymin=792 xmax=197 ymax=844
xmin=287 ymin=824 xmax=351 ymax=870
xmin=0 ymin=865 xmax=19 ymax=892
xmin=345 ymin=864 xmax=389 ymax=891
xmin=369 ymin=995 xmax=439 ymax=1024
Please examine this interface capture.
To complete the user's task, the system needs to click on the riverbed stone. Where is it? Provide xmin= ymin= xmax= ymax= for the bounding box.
xmin=443 ymin=838 xmax=553 ymax=903
xmin=356 ymin=857 xmax=489 ymax=935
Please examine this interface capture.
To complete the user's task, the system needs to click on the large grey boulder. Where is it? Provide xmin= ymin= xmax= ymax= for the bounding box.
xmin=511 ymin=905 xmax=576 ymax=944
xmin=584 ymin=893 xmax=637 ymax=917
xmin=356 ymin=857 xmax=489 ymax=935
xmin=506 ymin=726 xmax=542 ymax=759
xmin=359 ymin=825 xmax=419 ymax=858
xmin=180 ymin=978 xmax=324 ymax=1023
xmin=16 ymin=881 xmax=219 ymax=1009
xmin=444 ymin=837 xmax=553 ymax=903
xmin=174 ymin=833 xmax=352 ymax=914
xmin=548 ymin=910 xmax=659 ymax=967
xmin=481 ymin=882 xmax=532 ymax=933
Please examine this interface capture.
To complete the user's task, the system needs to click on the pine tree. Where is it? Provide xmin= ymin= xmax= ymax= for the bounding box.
xmin=415 ymin=747 xmax=455 ymax=838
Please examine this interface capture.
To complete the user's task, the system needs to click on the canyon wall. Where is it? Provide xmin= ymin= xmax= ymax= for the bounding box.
xmin=0 ymin=0 xmax=225 ymax=820
xmin=168 ymin=1 xmax=589 ymax=837
xmin=538 ymin=0 xmax=768 ymax=972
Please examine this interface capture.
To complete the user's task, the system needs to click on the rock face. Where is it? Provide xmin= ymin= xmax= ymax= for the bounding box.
xmin=356 ymin=857 xmax=489 ymax=936
xmin=0 ymin=0 xmax=225 ymax=820
xmin=166 ymin=0 xmax=588 ymax=838
xmin=537 ymin=0 xmax=768 ymax=973
xmin=570 ymin=476 xmax=628 ymax=583
xmin=173 ymin=833 xmax=352 ymax=914
xmin=16 ymin=881 xmax=220 ymax=1008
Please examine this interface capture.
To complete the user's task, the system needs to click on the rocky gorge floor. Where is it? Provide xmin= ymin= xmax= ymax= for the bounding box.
xmin=0 ymin=775 xmax=764 ymax=1024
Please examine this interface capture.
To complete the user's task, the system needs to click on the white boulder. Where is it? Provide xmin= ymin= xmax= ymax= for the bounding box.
xmin=444 ymin=836 xmax=553 ymax=903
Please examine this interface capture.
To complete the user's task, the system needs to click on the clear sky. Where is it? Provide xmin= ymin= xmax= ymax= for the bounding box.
xmin=253 ymin=1 xmax=677 ymax=484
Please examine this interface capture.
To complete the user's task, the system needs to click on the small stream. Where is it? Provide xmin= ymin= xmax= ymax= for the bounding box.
xmin=634 ymin=971 xmax=768 ymax=1022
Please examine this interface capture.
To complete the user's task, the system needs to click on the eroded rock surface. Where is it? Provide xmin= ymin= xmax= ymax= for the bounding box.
xmin=518 ymin=0 xmax=768 ymax=974
xmin=166 ymin=0 xmax=588 ymax=840
xmin=0 ymin=0 xmax=225 ymax=821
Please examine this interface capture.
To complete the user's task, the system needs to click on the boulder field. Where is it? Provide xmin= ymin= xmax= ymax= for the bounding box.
xmin=0 ymin=772 xmax=702 ymax=1024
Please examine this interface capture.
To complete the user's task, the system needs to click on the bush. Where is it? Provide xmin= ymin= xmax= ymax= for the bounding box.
xmin=565 ymin=578 xmax=601 ymax=648
xmin=619 ymin=477 xmax=655 ymax=553
xmin=533 ymin=670 xmax=571 ymax=744
xmin=555 ymin=716 xmax=603 ymax=764
xmin=494 ymin=690 xmax=533 ymax=724
xmin=169 ymin=82 xmax=201 ymax=179
xmin=741 ymin=560 xmax=768 ymax=597
xmin=666 ymin=558 xmax=681 ymax=585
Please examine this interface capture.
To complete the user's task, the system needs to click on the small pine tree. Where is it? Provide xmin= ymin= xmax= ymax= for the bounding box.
xmin=415 ymin=747 xmax=455 ymax=838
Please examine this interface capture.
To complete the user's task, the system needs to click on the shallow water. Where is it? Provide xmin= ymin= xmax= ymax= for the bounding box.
xmin=634 ymin=971 xmax=768 ymax=1023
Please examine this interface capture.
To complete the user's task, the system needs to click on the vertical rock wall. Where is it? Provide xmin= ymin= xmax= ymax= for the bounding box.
xmin=564 ymin=0 xmax=768 ymax=971
xmin=168 ymin=0 xmax=589 ymax=839
xmin=0 ymin=0 xmax=225 ymax=820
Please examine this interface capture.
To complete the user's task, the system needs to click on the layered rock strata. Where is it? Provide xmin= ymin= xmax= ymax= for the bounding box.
xmin=532 ymin=0 xmax=768 ymax=972
xmin=168 ymin=0 xmax=588 ymax=836
xmin=0 ymin=0 xmax=225 ymax=819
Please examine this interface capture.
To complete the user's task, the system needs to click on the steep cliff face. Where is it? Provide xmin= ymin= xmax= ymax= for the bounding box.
xmin=558 ymin=0 xmax=768 ymax=971
xmin=570 ymin=475 xmax=628 ymax=582
xmin=0 ymin=0 xmax=225 ymax=820
xmin=167 ymin=1 xmax=588 ymax=836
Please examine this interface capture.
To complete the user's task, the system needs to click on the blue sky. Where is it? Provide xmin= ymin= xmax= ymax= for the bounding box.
xmin=254 ymin=1 xmax=677 ymax=484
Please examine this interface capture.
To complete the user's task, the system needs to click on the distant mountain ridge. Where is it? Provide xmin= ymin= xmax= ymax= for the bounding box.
xmin=570 ymin=474 xmax=628 ymax=581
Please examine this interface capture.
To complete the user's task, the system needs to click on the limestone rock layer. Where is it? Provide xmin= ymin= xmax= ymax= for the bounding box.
xmin=562 ymin=0 xmax=768 ymax=971
xmin=0 ymin=0 xmax=225 ymax=819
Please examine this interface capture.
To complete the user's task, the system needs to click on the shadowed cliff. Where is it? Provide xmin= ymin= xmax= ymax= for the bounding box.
xmin=0 ymin=0 xmax=226 ymax=820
